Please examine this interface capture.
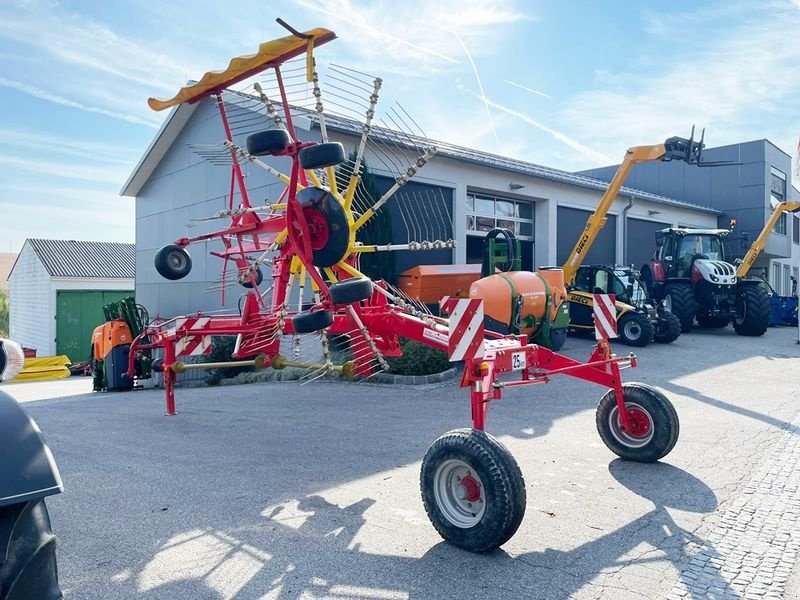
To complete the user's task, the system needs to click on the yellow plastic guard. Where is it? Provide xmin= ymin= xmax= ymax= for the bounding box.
xmin=13 ymin=356 xmax=72 ymax=382
xmin=148 ymin=28 xmax=336 ymax=111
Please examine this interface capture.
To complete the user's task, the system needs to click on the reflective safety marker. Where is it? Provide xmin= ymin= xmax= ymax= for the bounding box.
xmin=170 ymin=317 xmax=213 ymax=357
xmin=443 ymin=297 xmax=486 ymax=362
xmin=593 ymin=294 xmax=618 ymax=340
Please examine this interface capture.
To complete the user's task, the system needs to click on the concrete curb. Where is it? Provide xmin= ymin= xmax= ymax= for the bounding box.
xmin=366 ymin=367 xmax=460 ymax=385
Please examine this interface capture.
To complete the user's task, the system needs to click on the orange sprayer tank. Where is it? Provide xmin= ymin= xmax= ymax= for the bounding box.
xmin=469 ymin=267 xmax=567 ymax=336
xmin=92 ymin=320 xmax=133 ymax=361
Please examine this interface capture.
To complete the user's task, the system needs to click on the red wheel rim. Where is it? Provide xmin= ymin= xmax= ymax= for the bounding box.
xmin=303 ymin=207 xmax=330 ymax=251
xmin=624 ymin=407 xmax=652 ymax=438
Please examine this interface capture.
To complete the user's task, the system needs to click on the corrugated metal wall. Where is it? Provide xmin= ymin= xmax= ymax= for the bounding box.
xmin=8 ymin=242 xmax=50 ymax=353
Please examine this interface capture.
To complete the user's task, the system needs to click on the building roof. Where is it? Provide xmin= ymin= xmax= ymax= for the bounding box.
xmin=121 ymin=90 xmax=719 ymax=215
xmin=23 ymin=239 xmax=135 ymax=279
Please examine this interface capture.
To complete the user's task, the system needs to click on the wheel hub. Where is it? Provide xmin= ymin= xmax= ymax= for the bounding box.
xmin=624 ymin=407 xmax=652 ymax=438
xmin=609 ymin=402 xmax=655 ymax=448
xmin=303 ymin=207 xmax=330 ymax=250
xmin=433 ymin=459 xmax=486 ymax=528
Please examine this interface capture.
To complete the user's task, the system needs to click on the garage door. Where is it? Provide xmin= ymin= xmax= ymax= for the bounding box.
xmin=557 ymin=206 xmax=617 ymax=266
xmin=56 ymin=290 xmax=132 ymax=361
xmin=627 ymin=218 xmax=670 ymax=270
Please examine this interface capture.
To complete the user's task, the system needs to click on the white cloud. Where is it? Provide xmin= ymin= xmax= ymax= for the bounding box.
xmin=0 ymin=155 xmax=131 ymax=185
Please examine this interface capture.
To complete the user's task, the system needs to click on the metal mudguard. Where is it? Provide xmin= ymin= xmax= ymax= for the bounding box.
xmin=0 ymin=389 xmax=63 ymax=507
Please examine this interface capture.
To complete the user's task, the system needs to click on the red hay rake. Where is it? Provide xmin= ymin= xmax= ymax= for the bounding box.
xmin=131 ymin=21 xmax=679 ymax=552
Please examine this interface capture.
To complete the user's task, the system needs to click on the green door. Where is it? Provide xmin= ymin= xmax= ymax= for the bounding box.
xmin=56 ymin=290 xmax=132 ymax=361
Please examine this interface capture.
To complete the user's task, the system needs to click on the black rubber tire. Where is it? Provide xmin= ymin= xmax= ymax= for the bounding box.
xmin=548 ymin=327 xmax=567 ymax=351
xmin=240 ymin=266 xmax=263 ymax=289
xmin=298 ymin=187 xmax=350 ymax=268
xmin=596 ymin=383 xmax=679 ymax=463
xmin=420 ymin=428 xmax=526 ymax=553
xmin=154 ymin=244 xmax=192 ymax=280
xmin=695 ymin=314 xmax=730 ymax=329
xmin=0 ymin=500 xmax=62 ymax=599
xmin=733 ymin=285 xmax=770 ymax=337
xmin=245 ymin=129 xmax=290 ymax=156
xmin=653 ymin=311 xmax=681 ymax=344
xmin=663 ymin=283 xmax=696 ymax=333
xmin=292 ymin=309 xmax=334 ymax=334
xmin=328 ymin=278 xmax=373 ymax=305
xmin=617 ymin=312 xmax=653 ymax=347
xmin=298 ymin=142 xmax=345 ymax=169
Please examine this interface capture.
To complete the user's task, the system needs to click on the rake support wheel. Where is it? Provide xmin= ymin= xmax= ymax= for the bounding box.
xmin=246 ymin=129 xmax=291 ymax=156
xmin=154 ymin=245 xmax=192 ymax=280
xmin=298 ymin=142 xmax=345 ymax=169
xmin=329 ymin=278 xmax=373 ymax=305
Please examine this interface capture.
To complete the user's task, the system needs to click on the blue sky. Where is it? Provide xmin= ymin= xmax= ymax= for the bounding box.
xmin=1 ymin=0 xmax=799 ymax=253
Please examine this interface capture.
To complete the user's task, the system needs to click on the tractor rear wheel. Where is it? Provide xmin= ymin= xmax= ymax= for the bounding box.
xmin=653 ymin=311 xmax=681 ymax=344
xmin=663 ymin=283 xmax=696 ymax=333
xmin=733 ymin=285 xmax=770 ymax=337
xmin=0 ymin=499 xmax=62 ymax=599
xmin=246 ymin=129 xmax=290 ymax=156
xmin=299 ymin=143 xmax=345 ymax=169
xmin=292 ymin=309 xmax=334 ymax=334
xmin=420 ymin=428 xmax=526 ymax=553
xmin=328 ymin=278 xmax=373 ymax=305
xmin=617 ymin=312 xmax=653 ymax=347
xmin=596 ymin=383 xmax=679 ymax=463
xmin=154 ymin=244 xmax=192 ymax=280
xmin=696 ymin=314 xmax=730 ymax=328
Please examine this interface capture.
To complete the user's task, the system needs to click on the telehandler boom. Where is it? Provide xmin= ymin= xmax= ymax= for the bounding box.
xmin=735 ymin=201 xmax=800 ymax=278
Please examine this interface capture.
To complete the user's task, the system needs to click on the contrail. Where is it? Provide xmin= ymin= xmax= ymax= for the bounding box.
xmin=504 ymin=79 xmax=552 ymax=99
xmin=453 ymin=30 xmax=499 ymax=148
xmin=478 ymin=94 xmax=611 ymax=164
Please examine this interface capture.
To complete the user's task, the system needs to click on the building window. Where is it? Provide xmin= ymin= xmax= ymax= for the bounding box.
xmin=773 ymin=262 xmax=782 ymax=295
xmin=793 ymin=215 xmax=799 ymax=245
xmin=466 ymin=193 xmax=534 ymax=239
xmin=771 ymin=167 xmax=786 ymax=201
xmin=775 ymin=213 xmax=788 ymax=235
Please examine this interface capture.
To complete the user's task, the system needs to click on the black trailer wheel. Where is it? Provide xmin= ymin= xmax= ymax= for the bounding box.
xmin=292 ymin=309 xmax=334 ymax=334
xmin=617 ymin=312 xmax=653 ymax=347
xmin=240 ymin=266 xmax=263 ymax=289
xmin=299 ymin=143 xmax=345 ymax=170
xmin=596 ymin=383 xmax=679 ymax=463
xmin=653 ymin=311 xmax=681 ymax=344
xmin=0 ymin=499 xmax=62 ymax=600
xmin=548 ymin=327 xmax=567 ymax=351
xmin=245 ymin=129 xmax=291 ymax=156
xmin=420 ymin=428 xmax=526 ymax=553
xmin=696 ymin=314 xmax=730 ymax=328
xmin=733 ymin=285 xmax=770 ymax=337
xmin=154 ymin=244 xmax=192 ymax=280
xmin=663 ymin=283 xmax=696 ymax=333
xmin=328 ymin=278 xmax=373 ymax=305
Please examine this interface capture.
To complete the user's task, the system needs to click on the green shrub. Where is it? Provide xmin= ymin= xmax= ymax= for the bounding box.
xmin=386 ymin=338 xmax=451 ymax=376
xmin=202 ymin=336 xmax=253 ymax=385
xmin=0 ymin=289 xmax=8 ymax=337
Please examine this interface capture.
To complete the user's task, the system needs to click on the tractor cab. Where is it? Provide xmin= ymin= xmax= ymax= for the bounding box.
xmin=654 ymin=228 xmax=729 ymax=279
xmin=572 ymin=265 xmax=647 ymax=306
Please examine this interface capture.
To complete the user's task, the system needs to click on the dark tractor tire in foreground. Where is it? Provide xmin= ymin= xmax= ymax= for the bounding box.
xmin=653 ymin=311 xmax=681 ymax=344
xmin=245 ymin=129 xmax=291 ymax=156
xmin=548 ymin=327 xmax=567 ymax=351
xmin=420 ymin=428 xmax=526 ymax=553
xmin=0 ymin=499 xmax=62 ymax=600
xmin=328 ymin=278 xmax=373 ymax=305
xmin=617 ymin=312 xmax=653 ymax=347
xmin=298 ymin=142 xmax=345 ymax=170
xmin=292 ymin=309 xmax=334 ymax=334
xmin=596 ymin=383 xmax=679 ymax=463
xmin=663 ymin=283 xmax=696 ymax=333
xmin=733 ymin=285 xmax=770 ymax=337
xmin=696 ymin=314 xmax=730 ymax=329
xmin=240 ymin=266 xmax=263 ymax=289
xmin=154 ymin=244 xmax=192 ymax=280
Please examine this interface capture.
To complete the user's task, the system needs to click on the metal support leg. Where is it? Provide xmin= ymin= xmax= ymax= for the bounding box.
xmin=164 ymin=341 xmax=177 ymax=416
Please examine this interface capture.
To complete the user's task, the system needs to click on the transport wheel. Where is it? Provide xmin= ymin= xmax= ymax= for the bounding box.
xmin=617 ymin=312 xmax=653 ymax=347
xmin=328 ymin=278 xmax=372 ymax=305
xmin=298 ymin=142 xmax=345 ymax=169
xmin=663 ymin=283 xmax=696 ymax=333
xmin=298 ymin=187 xmax=350 ymax=268
xmin=0 ymin=499 xmax=62 ymax=599
xmin=154 ymin=244 xmax=192 ymax=280
xmin=695 ymin=314 xmax=730 ymax=329
xmin=733 ymin=286 xmax=770 ymax=337
xmin=240 ymin=266 xmax=263 ymax=289
xmin=548 ymin=327 xmax=567 ymax=351
xmin=596 ymin=383 xmax=679 ymax=463
xmin=420 ymin=428 xmax=526 ymax=553
xmin=653 ymin=311 xmax=681 ymax=344
xmin=245 ymin=129 xmax=290 ymax=156
xmin=292 ymin=309 xmax=334 ymax=334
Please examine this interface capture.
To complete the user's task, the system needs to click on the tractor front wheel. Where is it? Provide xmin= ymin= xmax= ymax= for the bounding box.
xmin=154 ymin=244 xmax=192 ymax=280
xmin=420 ymin=428 xmax=526 ymax=553
xmin=617 ymin=312 xmax=653 ymax=347
xmin=663 ymin=283 xmax=696 ymax=333
xmin=0 ymin=499 xmax=62 ymax=599
xmin=733 ymin=285 xmax=770 ymax=337
xmin=653 ymin=311 xmax=681 ymax=344
xmin=596 ymin=383 xmax=679 ymax=463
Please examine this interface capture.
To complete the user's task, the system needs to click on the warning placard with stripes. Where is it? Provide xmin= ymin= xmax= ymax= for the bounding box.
xmin=593 ymin=294 xmax=618 ymax=340
xmin=443 ymin=297 xmax=485 ymax=362
xmin=171 ymin=317 xmax=213 ymax=357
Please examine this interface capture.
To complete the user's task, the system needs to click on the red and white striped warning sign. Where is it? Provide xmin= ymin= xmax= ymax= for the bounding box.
xmin=443 ymin=297 xmax=485 ymax=362
xmin=593 ymin=294 xmax=618 ymax=340
xmin=171 ymin=317 xmax=213 ymax=357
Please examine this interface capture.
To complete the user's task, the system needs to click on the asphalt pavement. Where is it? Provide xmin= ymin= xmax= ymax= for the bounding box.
xmin=15 ymin=325 xmax=800 ymax=599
